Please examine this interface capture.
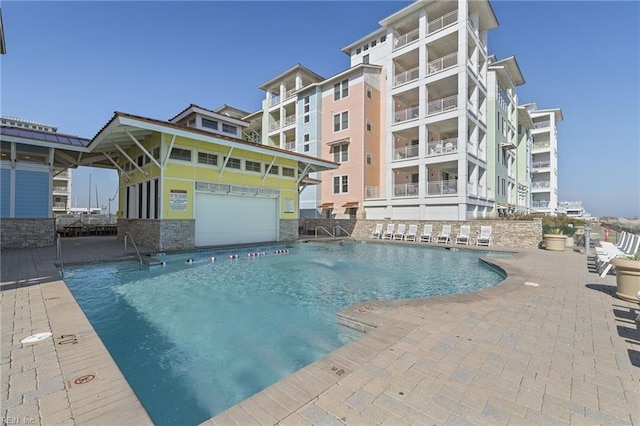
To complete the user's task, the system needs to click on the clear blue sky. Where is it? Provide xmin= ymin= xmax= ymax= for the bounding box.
xmin=2 ymin=1 xmax=638 ymax=218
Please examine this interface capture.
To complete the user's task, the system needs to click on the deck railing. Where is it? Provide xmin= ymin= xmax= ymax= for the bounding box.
xmin=394 ymin=105 xmax=420 ymax=123
xmin=426 ymin=137 xmax=458 ymax=156
xmin=393 ymin=145 xmax=419 ymax=160
xmin=427 ymin=95 xmax=457 ymax=115
xmin=427 ymin=179 xmax=458 ymax=195
xmin=394 ymin=66 xmax=420 ymax=86
xmin=428 ymin=10 xmax=458 ymax=34
xmin=427 ymin=52 xmax=458 ymax=75
xmin=394 ymin=28 xmax=420 ymax=50
xmin=393 ymin=183 xmax=419 ymax=197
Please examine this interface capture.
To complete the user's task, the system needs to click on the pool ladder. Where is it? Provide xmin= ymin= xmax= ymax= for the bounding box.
xmin=55 ymin=233 xmax=65 ymax=278
xmin=314 ymin=225 xmax=351 ymax=238
xmin=124 ymin=232 xmax=144 ymax=268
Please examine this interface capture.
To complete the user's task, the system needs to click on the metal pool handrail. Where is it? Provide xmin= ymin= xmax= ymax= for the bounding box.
xmin=333 ymin=225 xmax=351 ymax=237
xmin=315 ymin=226 xmax=333 ymax=238
xmin=124 ymin=232 xmax=143 ymax=268
xmin=56 ymin=233 xmax=65 ymax=278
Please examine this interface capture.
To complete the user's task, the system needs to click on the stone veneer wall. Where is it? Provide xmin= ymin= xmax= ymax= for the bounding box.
xmin=117 ymin=219 xmax=195 ymax=252
xmin=279 ymin=219 xmax=299 ymax=242
xmin=351 ymin=219 xmax=543 ymax=248
xmin=0 ymin=218 xmax=55 ymax=249
xmin=298 ymin=218 xmax=357 ymax=237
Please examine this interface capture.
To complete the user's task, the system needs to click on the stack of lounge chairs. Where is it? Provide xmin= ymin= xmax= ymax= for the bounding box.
xmin=369 ymin=223 xmax=493 ymax=246
xmin=594 ymin=231 xmax=640 ymax=277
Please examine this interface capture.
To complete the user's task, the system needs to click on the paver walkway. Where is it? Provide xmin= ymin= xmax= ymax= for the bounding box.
xmin=1 ymin=237 xmax=639 ymax=425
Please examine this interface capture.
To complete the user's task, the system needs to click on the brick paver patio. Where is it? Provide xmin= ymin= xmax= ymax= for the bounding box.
xmin=1 ymin=236 xmax=638 ymax=425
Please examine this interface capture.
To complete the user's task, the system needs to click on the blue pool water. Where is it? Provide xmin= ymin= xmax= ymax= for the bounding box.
xmin=63 ymin=241 xmax=507 ymax=425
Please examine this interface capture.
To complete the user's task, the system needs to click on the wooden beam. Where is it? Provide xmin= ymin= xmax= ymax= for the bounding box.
xmin=102 ymin=151 xmax=130 ymax=181
xmin=125 ymin=130 xmax=161 ymax=168
xmin=115 ymin=144 xmax=148 ymax=176
xmin=162 ymin=134 xmax=176 ymax=169
xmin=218 ymin=147 xmax=234 ymax=177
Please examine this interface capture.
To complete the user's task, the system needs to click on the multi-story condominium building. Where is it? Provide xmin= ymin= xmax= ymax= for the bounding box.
xmin=0 ymin=116 xmax=73 ymax=215
xmin=341 ymin=0 xmax=499 ymax=220
xmin=522 ymin=102 xmax=563 ymax=215
xmin=558 ymin=200 xmax=591 ymax=220
xmin=258 ymin=64 xmax=326 ymax=217
xmin=516 ymin=106 xmax=534 ymax=212
xmin=486 ymin=55 xmax=525 ymax=216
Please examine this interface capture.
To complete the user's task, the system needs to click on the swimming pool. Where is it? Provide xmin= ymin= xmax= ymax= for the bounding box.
xmin=63 ymin=241 xmax=508 ymax=425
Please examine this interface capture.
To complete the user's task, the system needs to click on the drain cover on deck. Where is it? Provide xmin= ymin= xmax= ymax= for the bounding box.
xmin=327 ymin=363 xmax=351 ymax=377
xmin=54 ymin=333 xmax=81 ymax=346
xmin=20 ymin=332 xmax=53 ymax=344
xmin=67 ymin=372 xmax=99 ymax=389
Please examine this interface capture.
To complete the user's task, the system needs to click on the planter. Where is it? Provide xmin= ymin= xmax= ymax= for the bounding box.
xmin=612 ymin=258 xmax=640 ymax=303
xmin=543 ymin=234 xmax=567 ymax=251
xmin=565 ymin=236 xmax=575 ymax=249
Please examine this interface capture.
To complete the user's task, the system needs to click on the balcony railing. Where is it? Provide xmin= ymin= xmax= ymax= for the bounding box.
xmin=478 ymin=183 xmax=486 ymax=197
xmin=394 ymin=105 xmax=420 ymax=123
xmin=56 ymin=171 xmax=69 ymax=178
xmin=532 ymin=141 xmax=550 ymax=150
xmin=53 ymin=186 xmax=69 ymax=192
xmin=427 ymin=10 xmax=458 ymax=34
xmin=393 ymin=145 xmax=419 ymax=160
xmin=426 ymin=137 xmax=458 ymax=156
xmin=427 ymin=179 xmax=458 ymax=195
xmin=427 ymin=95 xmax=457 ymax=115
xmin=467 ymin=182 xmax=477 ymax=196
xmin=533 ymin=120 xmax=550 ymax=129
xmin=53 ymin=202 xmax=67 ymax=209
xmin=284 ymin=88 xmax=296 ymax=100
xmin=532 ymin=160 xmax=551 ymax=169
xmin=394 ymin=183 xmax=419 ymax=197
xmin=269 ymin=96 xmax=281 ymax=107
xmin=427 ymin=52 xmax=458 ymax=75
xmin=269 ymin=120 xmax=281 ymax=131
xmin=284 ymin=141 xmax=296 ymax=151
xmin=394 ymin=28 xmax=419 ymax=50
xmin=532 ymin=181 xmax=550 ymax=189
xmin=283 ymin=115 xmax=296 ymax=127
xmin=365 ymin=186 xmax=383 ymax=199
xmin=532 ymin=200 xmax=550 ymax=208
xmin=394 ymin=67 xmax=420 ymax=86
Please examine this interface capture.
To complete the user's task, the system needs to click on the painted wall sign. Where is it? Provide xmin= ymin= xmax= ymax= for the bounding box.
xmin=284 ymin=197 xmax=294 ymax=213
xmin=169 ymin=189 xmax=188 ymax=211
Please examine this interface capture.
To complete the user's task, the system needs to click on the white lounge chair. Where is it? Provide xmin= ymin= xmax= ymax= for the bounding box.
xmin=476 ymin=226 xmax=493 ymax=246
xmin=597 ymin=234 xmax=640 ymax=277
xmin=405 ymin=224 xmax=418 ymax=242
xmin=370 ymin=223 xmax=383 ymax=239
xmin=455 ymin=225 xmax=471 ymax=245
xmin=382 ymin=223 xmax=395 ymax=240
xmin=436 ymin=225 xmax=451 ymax=244
xmin=419 ymin=224 xmax=433 ymax=242
xmin=393 ymin=224 xmax=406 ymax=240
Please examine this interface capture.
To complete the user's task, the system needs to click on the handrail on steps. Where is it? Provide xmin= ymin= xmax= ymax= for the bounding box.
xmin=124 ymin=232 xmax=143 ymax=268
xmin=56 ymin=233 xmax=65 ymax=278
xmin=314 ymin=226 xmax=333 ymax=238
xmin=333 ymin=225 xmax=351 ymax=237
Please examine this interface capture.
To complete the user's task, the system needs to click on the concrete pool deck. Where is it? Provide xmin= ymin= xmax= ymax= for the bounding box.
xmin=1 ymin=236 xmax=639 ymax=425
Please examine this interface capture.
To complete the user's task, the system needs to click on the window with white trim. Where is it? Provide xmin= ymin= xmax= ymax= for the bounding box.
xmin=170 ymin=147 xmax=192 ymax=162
xmin=268 ymin=165 xmax=279 ymax=175
xmin=222 ymin=123 xmax=237 ymax=135
xmin=333 ymin=175 xmax=348 ymax=194
xmin=226 ymin=158 xmax=241 ymax=169
xmin=245 ymin=160 xmax=261 ymax=172
xmin=332 ymin=143 xmax=349 ymax=163
xmin=202 ymin=118 xmax=218 ymax=130
xmin=333 ymin=79 xmax=349 ymax=101
xmin=198 ymin=152 xmax=218 ymax=166
xmin=333 ymin=111 xmax=348 ymax=132
xmin=282 ymin=167 xmax=295 ymax=177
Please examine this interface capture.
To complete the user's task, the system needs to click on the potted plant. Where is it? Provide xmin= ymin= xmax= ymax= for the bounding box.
xmin=612 ymin=252 xmax=640 ymax=303
xmin=543 ymin=226 xmax=567 ymax=251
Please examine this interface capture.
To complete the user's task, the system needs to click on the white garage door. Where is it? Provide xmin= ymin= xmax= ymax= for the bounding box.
xmin=195 ymin=193 xmax=278 ymax=247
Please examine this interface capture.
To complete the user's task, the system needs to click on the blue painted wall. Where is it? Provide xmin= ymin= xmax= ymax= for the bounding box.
xmin=1 ymin=168 xmax=10 ymax=217
xmin=298 ymin=86 xmax=323 ymax=217
xmin=15 ymin=169 xmax=50 ymax=217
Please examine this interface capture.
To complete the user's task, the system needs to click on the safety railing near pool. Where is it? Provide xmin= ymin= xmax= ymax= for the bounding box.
xmin=124 ymin=232 xmax=143 ymax=268
xmin=56 ymin=233 xmax=65 ymax=278
xmin=315 ymin=226 xmax=333 ymax=238
xmin=333 ymin=225 xmax=352 ymax=237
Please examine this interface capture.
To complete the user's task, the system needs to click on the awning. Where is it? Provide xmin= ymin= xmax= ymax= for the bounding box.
xmin=326 ymin=137 xmax=350 ymax=146
xmin=318 ymin=202 xmax=334 ymax=209
xmin=342 ymin=201 xmax=359 ymax=208
xmin=301 ymin=176 xmax=321 ymax=185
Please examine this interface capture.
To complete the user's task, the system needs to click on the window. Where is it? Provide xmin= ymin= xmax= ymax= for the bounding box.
xmin=363 ymin=54 xmax=369 ymax=64
xmin=303 ymin=96 xmax=310 ymax=113
xmin=304 ymin=115 xmax=310 ymax=123
xmin=202 ymin=118 xmax=218 ymax=130
xmin=303 ymin=144 xmax=310 ymax=153
xmin=245 ymin=160 xmax=261 ymax=172
xmin=304 ymin=134 xmax=310 ymax=142
xmin=222 ymin=123 xmax=237 ymax=134
xmin=333 ymin=111 xmax=349 ymax=132
xmin=170 ymin=148 xmax=192 ymax=161
xmin=333 ymin=175 xmax=348 ymax=194
xmin=186 ymin=119 xmax=196 ymax=127
xmin=333 ymin=79 xmax=348 ymax=101
xmin=356 ymin=47 xmax=362 ymax=54
xmin=198 ymin=152 xmax=218 ymax=166
xmin=371 ymin=39 xmax=377 ymax=47
xmin=363 ymin=43 xmax=369 ymax=51
xmin=226 ymin=158 xmax=241 ymax=169
xmin=152 ymin=147 xmax=160 ymax=161
xmin=282 ymin=167 xmax=295 ymax=177
xmin=366 ymin=87 xmax=372 ymax=99
xmin=137 ymin=155 xmax=143 ymax=167
xmin=332 ymin=143 xmax=349 ymax=162
xmin=366 ymin=153 xmax=372 ymax=165
xmin=366 ymin=120 xmax=372 ymax=131
xmin=268 ymin=165 xmax=279 ymax=175
xmin=381 ymin=35 xmax=387 ymax=42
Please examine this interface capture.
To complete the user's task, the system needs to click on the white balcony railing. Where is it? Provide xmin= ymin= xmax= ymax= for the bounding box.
xmin=269 ymin=96 xmax=281 ymax=107
xmin=393 ymin=145 xmax=419 ymax=160
xmin=427 ymin=52 xmax=458 ymax=75
xmin=427 ymin=95 xmax=458 ymax=115
xmin=467 ymin=182 xmax=477 ymax=196
xmin=365 ymin=186 xmax=384 ymax=199
xmin=532 ymin=200 xmax=550 ymax=208
xmin=426 ymin=137 xmax=458 ymax=156
xmin=394 ymin=28 xmax=420 ymax=50
xmin=478 ymin=183 xmax=486 ymax=197
xmin=427 ymin=179 xmax=458 ymax=195
xmin=394 ymin=183 xmax=419 ymax=197
xmin=394 ymin=67 xmax=420 ymax=86
xmin=269 ymin=120 xmax=281 ymax=131
xmin=283 ymin=115 xmax=296 ymax=126
xmin=284 ymin=141 xmax=296 ymax=151
xmin=53 ymin=202 xmax=67 ymax=209
xmin=532 ymin=160 xmax=551 ymax=169
xmin=427 ymin=10 xmax=458 ymax=34
xmin=394 ymin=105 xmax=420 ymax=123
xmin=532 ymin=181 xmax=550 ymax=189
xmin=533 ymin=121 xmax=550 ymax=129
xmin=53 ymin=186 xmax=69 ymax=193
xmin=284 ymin=88 xmax=296 ymax=100
xmin=533 ymin=141 xmax=550 ymax=150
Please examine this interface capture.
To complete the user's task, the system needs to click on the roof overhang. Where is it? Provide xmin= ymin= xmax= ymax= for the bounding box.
xmin=326 ymin=137 xmax=350 ymax=147
xmin=258 ymin=64 xmax=324 ymax=91
xmin=517 ymin=106 xmax=534 ymax=128
xmin=489 ymin=56 xmax=525 ymax=86
xmin=169 ymin=104 xmax=248 ymax=126
xmin=341 ymin=27 xmax=386 ymax=54
xmin=342 ymin=201 xmax=359 ymax=208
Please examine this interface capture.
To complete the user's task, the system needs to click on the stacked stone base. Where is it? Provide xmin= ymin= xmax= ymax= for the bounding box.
xmin=1 ymin=218 xmax=55 ymax=248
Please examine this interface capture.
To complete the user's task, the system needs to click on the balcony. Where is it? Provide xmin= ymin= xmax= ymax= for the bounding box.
xmin=394 ymin=105 xmax=420 ymax=123
xmin=284 ymin=141 xmax=296 ymax=151
xmin=394 ymin=67 xmax=420 ymax=87
xmin=532 ymin=160 xmax=551 ymax=169
xmin=533 ymin=121 xmax=550 ymax=129
xmin=269 ymin=96 xmax=281 ymax=107
xmin=365 ymin=186 xmax=384 ymax=199
xmin=283 ymin=115 xmax=296 ymax=127
xmin=532 ymin=181 xmax=551 ymax=189
xmin=393 ymin=183 xmax=419 ymax=197
xmin=427 ymin=95 xmax=457 ymax=115
xmin=532 ymin=141 xmax=550 ymax=150
xmin=56 ymin=171 xmax=70 ymax=178
xmin=427 ymin=137 xmax=458 ymax=156
xmin=532 ymin=200 xmax=550 ymax=208
xmin=284 ymin=88 xmax=296 ymax=100
xmin=53 ymin=185 xmax=69 ymax=193
xmin=53 ymin=202 xmax=67 ymax=209
xmin=427 ymin=53 xmax=457 ymax=75
xmin=394 ymin=28 xmax=419 ymax=50
xmin=393 ymin=145 xmax=419 ymax=160
xmin=427 ymin=179 xmax=458 ymax=195
xmin=467 ymin=182 xmax=476 ymax=196
xmin=269 ymin=120 xmax=281 ymax=131
xmin=427 ymin=10 xmax=458 ymax=34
